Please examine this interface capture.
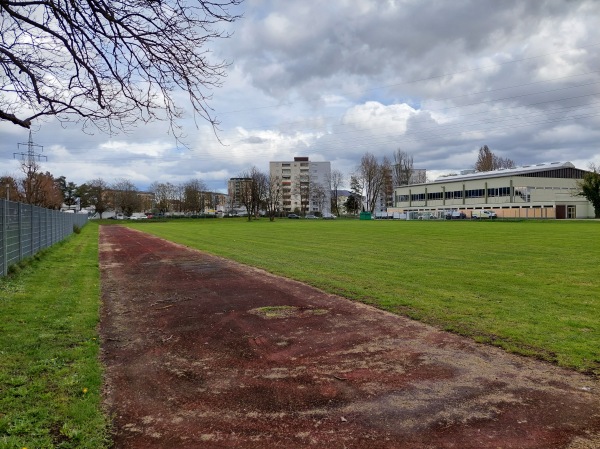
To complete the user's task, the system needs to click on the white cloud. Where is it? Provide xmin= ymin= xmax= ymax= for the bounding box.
xmin=98 ymin=140 xmax=172 ymax=157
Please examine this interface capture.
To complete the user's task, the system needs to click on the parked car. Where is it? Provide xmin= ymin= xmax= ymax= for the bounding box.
xmin=287 ymin=214 xmax=300 ymax=219
xmin=305 ymin=214 xmax=318 ymax=219
xmin=471 ymin=210 xmax=497 ymax=219
xmin=446 ymin=211 xmax=467 ymax=220
xmin=322 ymin=213 xmax=336 ymax=220
xmin=129 ymin=213 xmax=147 ymax=220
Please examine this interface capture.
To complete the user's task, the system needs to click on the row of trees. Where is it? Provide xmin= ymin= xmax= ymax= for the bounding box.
xmin=345 ymin=149 xmax=427 ymax=214
xmin=0 ymin=157 xmax=220 ymax=218
xmin=232 ymin=166 xmax=342 ymax=220
xmin=4 ymin=144 xmax=599 ymax=219
xmin=1 ymin=158 xmax=66 ymax=209
xmin=148 ymin=180 xmax=220 ymax=214
xmin=344 ymin=145 xmax=517 ymax=215
xmin=236 ymin=167 xmax=280 ymax=221
xmin=79 ymin=178 xmax=222 ymax=218
xmin=232 ymin=148 xmax=427 ymax=219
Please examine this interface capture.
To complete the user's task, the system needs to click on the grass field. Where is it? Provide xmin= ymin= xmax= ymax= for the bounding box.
xmin=127 ymin=218 xmax=600 ymax=376
xmin=0 ymin=218 xmax=597 ymax=448
xmin=0 ymin=224 xmax=109 ymax=449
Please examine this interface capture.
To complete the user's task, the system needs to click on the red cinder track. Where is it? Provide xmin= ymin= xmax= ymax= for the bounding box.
xmin=99 ymin=225 xmax=600 ymax=449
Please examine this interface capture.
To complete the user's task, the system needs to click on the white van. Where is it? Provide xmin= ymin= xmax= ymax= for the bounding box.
xmin=471 ymin=210 xmax=497 ymax=219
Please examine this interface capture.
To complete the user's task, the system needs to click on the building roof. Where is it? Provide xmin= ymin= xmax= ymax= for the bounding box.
xmin=431 ymin=161 xmax=577 ymax=185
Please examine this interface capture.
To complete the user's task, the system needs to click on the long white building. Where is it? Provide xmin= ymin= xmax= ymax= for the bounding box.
xmin=390 ymin=161 xmax=594 ymax=219
xmin=270 ymin=157 xmax=331 ymax=215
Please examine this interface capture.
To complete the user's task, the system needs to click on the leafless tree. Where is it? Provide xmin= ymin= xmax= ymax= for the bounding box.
xmin=251 ymin=169 xmax=268 ymax=218
xmin=112 ymin=178 xmax=139 ymax=216
xmin=311 ymin=183 xmax=327 ymax=215
xmin=149 ymin=181 xmax=177 ymax=213
xmin=393 ymin=149 xmax=414 ymax=186
xmin=328 ymin=169 xmax=344 ymax=216
xmin=238 ymin=174 xmax=253 ymax=220
xmin=356 ymin=152 xmax=387 ymax=214
xmin=412 ymin=169 xmax=427 ymax=184
xmin=182 ymin=179 xmax=208 ymax=213
xmin=264 ymin=174 xmax=281 ymax=221
xmin=174 ymin=184 xmax=186 ymax=212
xmin=381 ymin=156 xmax=393 ymax=208
xmin=0 ymin=0 xmax=242 ymax=135
xmin=475 ymin=145 xmax=516 ymax=172
xmin=82 ymin=178 xmax=110 ymax=218
xmin=238 ymin=166 xmax=266 ymax=220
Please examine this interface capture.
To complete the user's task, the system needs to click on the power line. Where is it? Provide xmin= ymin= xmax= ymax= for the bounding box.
xmin=217 ymin=42 xmax=600 ymax=116
xmin=45 ymin=107 xmax=600 ymax=165
xmin=217 ymin=73 xmax=600 ymax=141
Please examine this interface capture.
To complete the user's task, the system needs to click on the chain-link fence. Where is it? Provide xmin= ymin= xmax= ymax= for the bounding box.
xmin=0 ymin=199 xmax=88 ymax=277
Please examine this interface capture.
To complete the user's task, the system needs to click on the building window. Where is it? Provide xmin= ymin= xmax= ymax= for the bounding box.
xmin=465 ymin=189 xmax=484 ymax=198
xmin=446 ymin=190 xmax=463 ymax=199
xmin=487 ymin=187 xmax=510 ymax=197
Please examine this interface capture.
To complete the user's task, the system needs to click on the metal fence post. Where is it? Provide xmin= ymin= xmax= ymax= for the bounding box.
xmin=18 ymin=202 xmax=23 ymax=261
xmin=2 ymin=199 xmax=6 ymax=277
xmin=30 ymin=205 xmax=34 ymax=257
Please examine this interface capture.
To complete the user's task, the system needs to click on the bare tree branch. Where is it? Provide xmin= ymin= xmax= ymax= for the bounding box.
xmin=0 ymin=0 xmax=242 ymax=136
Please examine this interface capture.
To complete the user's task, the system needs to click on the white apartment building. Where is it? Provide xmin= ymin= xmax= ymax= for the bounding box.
xmin=270 ymin=157 xmax=331 ymax=215
xmin=227 ymin=177 xmax=252 ymax=211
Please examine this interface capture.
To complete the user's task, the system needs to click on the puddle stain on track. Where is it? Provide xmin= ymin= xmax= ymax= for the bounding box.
xmin=99 ymin=225 xmax=600 ymax=449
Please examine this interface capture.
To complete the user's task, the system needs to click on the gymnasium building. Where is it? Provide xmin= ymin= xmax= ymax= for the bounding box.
xmin=389 ymin=161 xmax=594 ymax=219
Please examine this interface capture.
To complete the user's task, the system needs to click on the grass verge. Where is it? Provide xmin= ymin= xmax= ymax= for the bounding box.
xmin=127 ymin=218 xmax=600 ymax=376
xmin=0 ymin=223 xmax=109 ymax=449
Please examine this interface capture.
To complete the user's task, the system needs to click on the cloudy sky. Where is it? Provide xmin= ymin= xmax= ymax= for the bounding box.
xmin=1 ymin=0 xmax=599 ymax=192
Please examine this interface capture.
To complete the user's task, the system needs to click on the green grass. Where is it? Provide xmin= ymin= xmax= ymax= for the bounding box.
xmin=0 ymin=218 xmax=596 ymax=447
xmin=127 ymin=218 xmax=600 ymax=376
xmin=0 ymin=223 xmax=110 ymax=449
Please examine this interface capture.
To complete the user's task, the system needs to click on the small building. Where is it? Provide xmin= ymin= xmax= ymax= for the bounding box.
xmin=390 ymin=161 xmax=594 ymax=219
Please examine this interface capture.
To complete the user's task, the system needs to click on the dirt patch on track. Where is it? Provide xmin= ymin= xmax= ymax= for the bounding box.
xmin=99 ymin=226 xmax=600 ymax=448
